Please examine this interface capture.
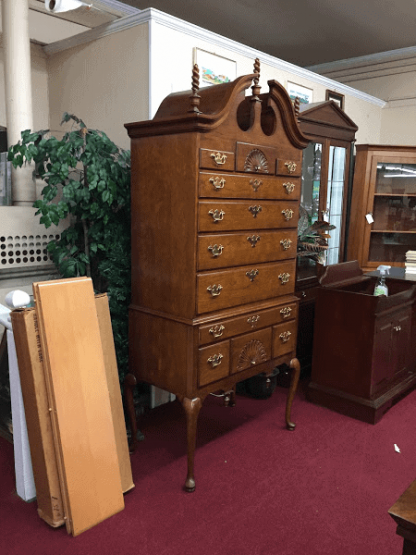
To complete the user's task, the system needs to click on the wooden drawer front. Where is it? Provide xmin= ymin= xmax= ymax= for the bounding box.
xmin=199 ymin=172 xmax=301 ymax=200
xmin=295 ymin=286 xmax=320 ymax=304
xmin=198 ymin=340 xmax=230 ymax=387
xmin=235 ymin=142 xmax=277 ymax=175
xmin=198 ymin=200 xmax=298 ymax=232
xmin=199 ymin=302 xmax=298 ymax=345
xmin=276 ymin=158 xmax=302 ymax=177
xmin=272 ymin=320 xmax=297 ymax=358
xmin=199 ymin=148 xmax=235 ymax=172
xmin=197 ymin=260 xmax=296 ymax=313
xmin=231 ymin=328 xmax=272 ymax=374
xmin=198 ymin=229 xmax=297 ymax=270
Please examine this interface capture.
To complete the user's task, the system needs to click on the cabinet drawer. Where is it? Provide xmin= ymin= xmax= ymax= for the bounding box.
xmin=235 ymin=142 xmax=277 ymax=174
xmin=198 ymin=340 xmax=230 ymax=387
xmin=199 ymin=301 xmax=298 ymax=345
xmin=199 ymin=148 xmax=235 ymax=172
xmin=199 ymin=172 xmax=301 ymax=200
xmin=198 ymin=200 xmax=298 ymax=232
xmin=276 ymin=158 xmax=302 ymax=177
xmin=231 ymin=328 xmax=272 ymax=374
xmin=197 ymin=260 xmax=296 ymax=313
xmin=198 ymin=229 xmax=297 ymax=270
xmin=272 ymin=320 xmax=297 ymax=358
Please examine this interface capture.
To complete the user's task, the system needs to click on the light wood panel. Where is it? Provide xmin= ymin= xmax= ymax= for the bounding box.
xmin=33 ymin=277 xmax=124 ymax=536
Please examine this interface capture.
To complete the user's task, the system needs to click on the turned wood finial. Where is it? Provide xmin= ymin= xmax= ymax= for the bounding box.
xmin=251 ymin=58 xmax=261 ymax=99
xmin=189 ymin=63 xmax=202 ymax=114
xmin=293 ymin=96 xmax=300 ymax=118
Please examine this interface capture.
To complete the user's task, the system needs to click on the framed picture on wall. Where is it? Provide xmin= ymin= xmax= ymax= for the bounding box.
xmin=286 ymin=81 xmax=313 ymax=105
xmin=193 ymin=48 xmax=237 ymax=86
xmin=326 ymin=90 xmax=345 ymax=110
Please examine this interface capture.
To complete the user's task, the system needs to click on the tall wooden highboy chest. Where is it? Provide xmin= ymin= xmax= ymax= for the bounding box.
xmin=125 ymin=63 xmax=308 ymax=491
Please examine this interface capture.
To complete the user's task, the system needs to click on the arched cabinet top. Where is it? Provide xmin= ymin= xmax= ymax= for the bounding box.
xmin=125 ymin=72 xmax=309 ymax=151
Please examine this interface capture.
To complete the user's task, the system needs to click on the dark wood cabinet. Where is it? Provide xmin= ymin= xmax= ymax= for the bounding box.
xmin=294 ymin=102 xmax=358 ymax=373
xmin=124 ymin=64 xmax=308 ymax=491
xmin=307 ymin=261 xmax=416 ymax=423
xmin=348 ymin=145 xmax=416 ymax=272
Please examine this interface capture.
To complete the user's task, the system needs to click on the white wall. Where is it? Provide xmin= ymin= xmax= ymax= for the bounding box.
xmin=307 ymin=49 xmax=416 ymax=146
xmin=47 ymin=23 xmax=150 ymax=151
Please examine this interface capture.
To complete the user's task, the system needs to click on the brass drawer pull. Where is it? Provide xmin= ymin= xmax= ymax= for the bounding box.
xmin=246 ymin=269 xmax=259 ymax=282
xmin=208 ymin=244 xmax=224 ymax=257
xmin=278 ymin=272 xmax=290 ymax=285
xmin=280 ymin=238 xmax=292 ymax=251
xmin=207 ymin=353 xmax=223 ymax=367
xmin=394 ymin=325 xmax=402 ymax=332
xmin=209 ymin=177 xmax=226 ymax=190
xmin=283 ymin=182 xmax=295 ymax=194
xmin=285 ymin=161 xmax=297 ymax=174
xmin=250 ymin=178 xmax=262 ymax=192
xmin=279 ymin=331 xmax=292 ymax=343
xmin=282 ymin=209 xmax=294 ymax=221
xmin=247 ymin=315 xmax=260 ymax=326
xmin=207 ymin=284 xmax=223 ymax=297
xmin=280 ymin=306 xmax=292 ymax=318
xmin=247 ymin=235 xmax=261 ymax=247
xmin=210 ymin=152 xmax=227 ymax=165
xmin=209 ymin=324 xmax=225 ymax=338
xmin=209 ymin=209 xmax=225 ymax=222
xmin=248 ymin=205 xmax=262 ymax=218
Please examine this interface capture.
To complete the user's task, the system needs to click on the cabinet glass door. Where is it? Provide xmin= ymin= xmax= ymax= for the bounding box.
xmin=325 ymin=146 xmax=346 ymax=265
xmin=369 ymin=160 xmax=416 ymax=263
xmin=300 ymin=142 xmax=322 ymax=226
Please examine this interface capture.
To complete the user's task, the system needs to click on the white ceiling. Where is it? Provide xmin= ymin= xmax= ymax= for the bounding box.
xmin=9 ymin=0 xmax=416 ymax=67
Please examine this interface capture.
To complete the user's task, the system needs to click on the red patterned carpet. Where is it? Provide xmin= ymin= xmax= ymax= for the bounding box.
xmin=0 ymin=381 xmax=414 ymax=555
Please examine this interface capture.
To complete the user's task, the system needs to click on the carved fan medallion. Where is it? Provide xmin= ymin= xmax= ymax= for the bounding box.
xmin=244 ymin=149 xmax=269 ymax=173
xmin=237 ymin=339 xmax=268 ymax=371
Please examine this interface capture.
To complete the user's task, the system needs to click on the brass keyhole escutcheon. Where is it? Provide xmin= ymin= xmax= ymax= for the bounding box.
xmin=208 ymin=209 xmax=225 ymax=223
xmin=285 ymin=161 xmax=297 ymax=174
xmin=209 ymin=177 xmax=226 ymax=190
xmin=250 ymin=178 xmax=262 ymax=192
xmin=278 ymin=272 xmax=290 ymax=285
xmin=209 ymin=324 xmax=225 ymax=338
xmin=208 ymin=244 xmax=224 ymax=257
xmin=210 ymin=152 xmax=227 ymax=166
xmin=283 ymin=182 xmax=295 ymax=194
xmin=247 ymin=235 xmax=261 ymax=247
xmin=207 ymin=284 xmax=223 ymax=297
xmin=280 ymin=307 xmax=292 ymax=318
xmin=247 ymin=315 xmax=260 ymax=327
xmin=280 ymin=238 xmax=292 ymax=251
xmin=207 ymin=353 xmax=223 ymax=367
xmin=281 ymin=209 xmax=294 ymax=221
xmin=246 ymin=269 xmax=259 ymax=282
xmin=279 ymin=331 xmax=292 ymax=343
xmin=248 ymin=205 xmax=262 ymax=218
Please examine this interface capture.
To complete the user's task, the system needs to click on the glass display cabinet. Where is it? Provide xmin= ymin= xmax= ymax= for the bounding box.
xmin=294 ymin=101 xmax=358 ymax=373
xmin=348 ymin=145 xmax=416 ymax=272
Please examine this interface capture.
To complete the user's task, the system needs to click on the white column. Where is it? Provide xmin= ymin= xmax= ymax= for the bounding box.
xmin=2 ymin=0 xmax=36 ymax=206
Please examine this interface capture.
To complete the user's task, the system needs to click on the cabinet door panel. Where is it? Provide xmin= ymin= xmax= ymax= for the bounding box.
xmin=372 ymin=319 xmax=392 ymax=395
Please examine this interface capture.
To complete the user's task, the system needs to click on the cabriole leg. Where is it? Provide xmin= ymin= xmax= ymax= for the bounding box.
xmin=181 ymin=396 xmax=202 ymax=493
xmin=286 ymin=357 xmax=300 ymax=430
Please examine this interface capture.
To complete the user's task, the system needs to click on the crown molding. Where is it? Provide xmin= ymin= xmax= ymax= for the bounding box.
xmin=43 ymin=7 xmax=385 ymax=107
xmin=307 ymin=45 xmax=416 ymax=75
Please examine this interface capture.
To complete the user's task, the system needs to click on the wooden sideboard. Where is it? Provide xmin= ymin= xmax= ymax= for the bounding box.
xmin=308 ymin=261 xmax=416 ymax=424
xmin=124 ymin=62 xmax=308 ymax=491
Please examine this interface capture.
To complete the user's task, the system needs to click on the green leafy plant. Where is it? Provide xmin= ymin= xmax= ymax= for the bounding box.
xmin=8 ymin=113 xmax=131 ymax=383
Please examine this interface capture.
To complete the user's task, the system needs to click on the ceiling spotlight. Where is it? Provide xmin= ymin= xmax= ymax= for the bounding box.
xmin=45 ymin=0 xmax=92 ymax=13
